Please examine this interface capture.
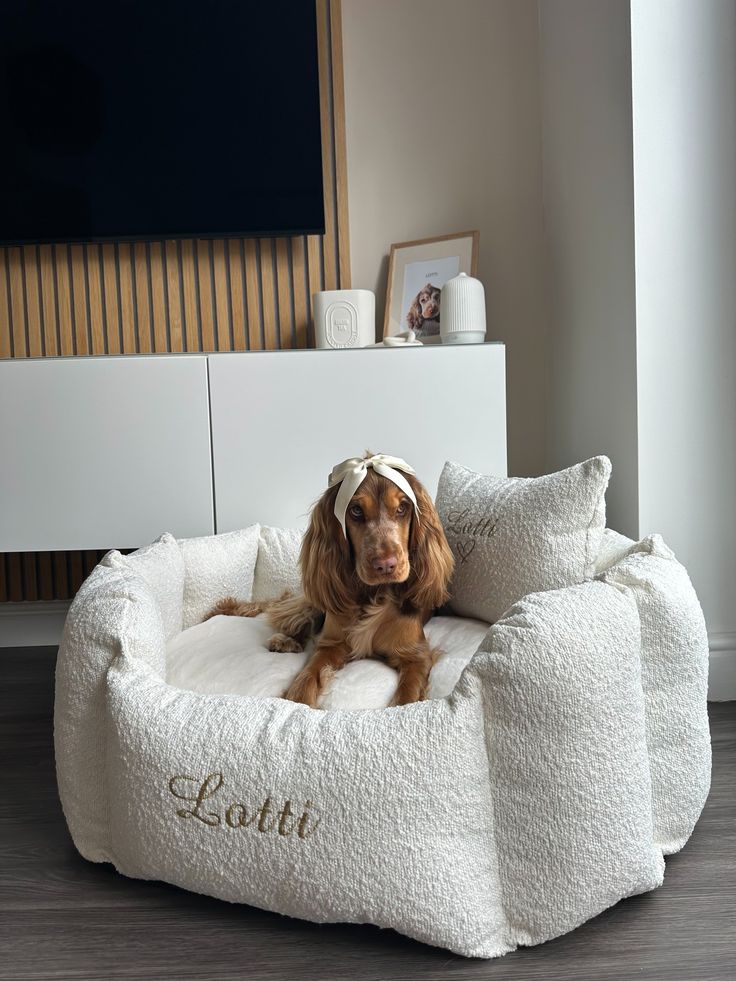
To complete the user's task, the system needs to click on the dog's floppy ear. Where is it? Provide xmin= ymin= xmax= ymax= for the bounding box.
xmin=406 ymin=297 xmax=422 ymax=331
xmin=300 ymin=484 xmax=357 ymax=616
xmin=403 ymin=474 xmax=454 ymax=612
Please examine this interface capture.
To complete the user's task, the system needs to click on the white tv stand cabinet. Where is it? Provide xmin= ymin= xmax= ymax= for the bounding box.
xmin=0 ymin=344 xmax=506 ymax=552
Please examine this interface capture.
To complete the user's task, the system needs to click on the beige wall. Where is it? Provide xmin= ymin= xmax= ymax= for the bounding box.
xmin=341 ymin=0 xmax=548 ymax=476
xmin=539 ymin=0 xmax=639 ymax=538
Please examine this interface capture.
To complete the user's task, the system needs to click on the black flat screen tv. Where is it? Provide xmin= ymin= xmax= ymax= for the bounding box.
xmin=0 ymin=1 xmax=325 ymax=245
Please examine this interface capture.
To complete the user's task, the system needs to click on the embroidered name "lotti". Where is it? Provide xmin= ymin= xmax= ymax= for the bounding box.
xmin=168 ymin=772 xmax=321 ymax=839
xmin=445 ymin=506 xmax=497 ymax=540
xmin=445 ymin=506 xmax=498 ymax=563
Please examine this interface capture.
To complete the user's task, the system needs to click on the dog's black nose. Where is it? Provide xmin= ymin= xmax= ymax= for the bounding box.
xmin=372 ymin=555 xmax=397 ymax=575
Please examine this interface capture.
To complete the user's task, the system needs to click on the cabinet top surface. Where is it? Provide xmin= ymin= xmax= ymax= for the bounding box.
xmin=0 ymin=341 xmax=504 ymax=365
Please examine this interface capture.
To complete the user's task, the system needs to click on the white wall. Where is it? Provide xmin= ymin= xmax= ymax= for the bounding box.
xmin=631 ymin=0 xmax=736 ymax=643
xmin=539 ymin=0 xmax=736 ymax=695
xmin=538 ymin=0 xmax=639 ymax=538
xmin=341 ymin=0 xmax=548 ymax=477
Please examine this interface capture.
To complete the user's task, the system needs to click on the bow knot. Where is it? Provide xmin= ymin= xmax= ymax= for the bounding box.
xmin=328 ymin=454 xmax=420 ymax=539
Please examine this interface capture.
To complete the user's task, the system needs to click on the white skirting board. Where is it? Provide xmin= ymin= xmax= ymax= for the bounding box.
xmin=0 ymin=602 xmax=71 ymax=649
xmin=707 ymin=634 xmax=736 ymax=702
xmin=1 ymin=602 xmax=734 ymax=701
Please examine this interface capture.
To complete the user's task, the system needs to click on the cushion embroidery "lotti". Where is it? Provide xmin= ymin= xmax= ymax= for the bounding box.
xmin=168 ymin=772 xmax=321 ymax=838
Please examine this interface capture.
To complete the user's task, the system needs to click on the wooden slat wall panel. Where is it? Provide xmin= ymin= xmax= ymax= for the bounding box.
xmin=244 ymin=239 xmax=262 ymax=351
xmin=101 ymin=244 xmax=121 ymax=355
xmin=317 ymin=0 xmax=338 ymax=294
xmin=7 ymin=557 xmax=23 ymax=602
xmin=0 ymin=0 xmax=349 ymax=604
xmin=39 ymin=245 xmax=59 ymax=357
xmin=306 ymin=236 xmax=323 ymax=349
xmin=330 ymin=0 xmax=352 ymax=288
xmin=23 ymin=247 xmax=43 ymax=357
xmin=149 ymin=242 xmax=168 ymax=353
xmin=70 ymin=244 xmax=89 ymax=356
xmin=87 ymin=246 xmax=107 ymax=355
xmin=8 ymin=248 xmax=27 ymax=357
xmin=259 ymin=239 xmax=278 ymax=351
xmin=0 ymin=253 xmax=11 ymax=358
xmin=276 ymin=239 xmax=293 ymax=349
xmin=118 ymin=244 xmax=137 ymax=353
xmin=53 ymin=553 xmax=69 ymax=600
xmin=54 ymin=245 xmax=74 ymax=355
xmin=197 ymin=239 xmax=216 ymax=351
xmin=292 ymin=237 xmax=309 ymax=348
xmin=37 ymin=552 xmax=54 ymax=601
xmin=227 ymin=240 xmax=247 ymax=351
xmin=212 ymin=240 xmax=230 ymax=351
xmin=133 ymin=242 xmax=153 ymax=353
xmin=165 ymin=241 xmax=184 ymax=353
xmin=22 ymin=554 xmax=37 ymax=601
xmin=180 ymin=239 xmax=199 ymax=353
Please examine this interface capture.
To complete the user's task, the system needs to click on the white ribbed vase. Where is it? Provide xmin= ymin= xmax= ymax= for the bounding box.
xmin=440 ymin=272 xmax=486 ymax=344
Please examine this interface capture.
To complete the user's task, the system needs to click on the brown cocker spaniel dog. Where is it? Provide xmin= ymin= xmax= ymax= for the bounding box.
xmin=206 ymin=458 xmax=454 ymax=708
xmin=406 ymin=282 xmax=441 ymax=337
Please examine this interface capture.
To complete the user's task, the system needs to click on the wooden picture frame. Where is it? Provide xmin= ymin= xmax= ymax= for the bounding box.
xmin=383 ymin=230 xmax=479 ymax=343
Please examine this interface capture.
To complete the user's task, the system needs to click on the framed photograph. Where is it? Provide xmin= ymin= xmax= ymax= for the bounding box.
xmin=383 ymin=231 xmax=479 ymax=342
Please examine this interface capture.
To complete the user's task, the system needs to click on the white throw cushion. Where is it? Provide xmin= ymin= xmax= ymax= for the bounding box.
xmin=252 ymin=526 xmax=305 ymax=602
xmin=165 ymin=613 xmax=490 ymax=710
xmin=436 ymin=456 xmax=611 ymax=623
xmin=102 ymin=532 xmax=184 ymax=641
xmin=178 ymin=526 xmax=260 ymax=629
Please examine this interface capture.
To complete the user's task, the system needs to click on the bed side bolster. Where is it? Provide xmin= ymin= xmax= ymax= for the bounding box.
xmin=54 ymin=563 xmax=166 ymax=863
xmin=465 ymin=580 xmax=663 ymax=948
xmin=598 ymin=535 xmax=711 ymax=853
xmin=102 ymin=532 xmax=185 ymax=639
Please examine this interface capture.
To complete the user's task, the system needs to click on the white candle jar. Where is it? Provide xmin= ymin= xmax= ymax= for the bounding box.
xmin=312 ymin=290 xmax=376 ymax=349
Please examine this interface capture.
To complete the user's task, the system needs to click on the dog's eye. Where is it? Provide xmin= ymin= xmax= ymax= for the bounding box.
xmin=396 ymin=501 xmax=408 ymax=516
xmin=349 ymin=504 xmax=363 ymax=520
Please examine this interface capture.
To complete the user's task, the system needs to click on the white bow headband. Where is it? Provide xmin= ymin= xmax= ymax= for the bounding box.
xmin=328 ymin=454 xmax=420 ymax=539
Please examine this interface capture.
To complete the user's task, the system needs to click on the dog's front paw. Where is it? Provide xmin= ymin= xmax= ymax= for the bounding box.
xmin=389 ymin=688 xmax=427 ymax=707
xmin=283 ymin=670 xmax=319 ymax=707
xmin=268 ymin=633 xmax=304 ymax=653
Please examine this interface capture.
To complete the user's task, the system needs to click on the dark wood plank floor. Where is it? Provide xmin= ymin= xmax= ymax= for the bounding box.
xmin=1 ymin=647 xmax=734 ymax=981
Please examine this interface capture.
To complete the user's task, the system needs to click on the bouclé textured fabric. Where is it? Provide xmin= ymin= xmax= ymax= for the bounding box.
xmin=436 ymin=456 xmax=611 ymax=623
xmin=103 ymin=533 xmax=184 ymax=641
xmin=54 ymin=524 xmax=710 ymax=958
xmin=467 ymin=581 xmax=664 ymax=943
xmin=252 ymin=526 xmax=304 ymax=601
xmin=468 ymin=582 xmax=664 ymax=944
xmin=165 ymin=613 xmax=490 ymax=709
xmin=106 ymin=657 xmax=506 ymax=957
xmin=55 ymin=561 xmax=167 ymax=862
xmin=591 ymin=527 xmax=638 ymax=575
xmin=178 ymin=526 xmax=259 ymax=629
xmin=598 ymin=535 xmax=711 ymax=852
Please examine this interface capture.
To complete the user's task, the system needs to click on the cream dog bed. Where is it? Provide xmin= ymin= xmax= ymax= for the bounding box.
xmin=167 ymin=613 xmax=490 ymax=709
xmin=54 ymin=524 xmax=711 ymax=958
